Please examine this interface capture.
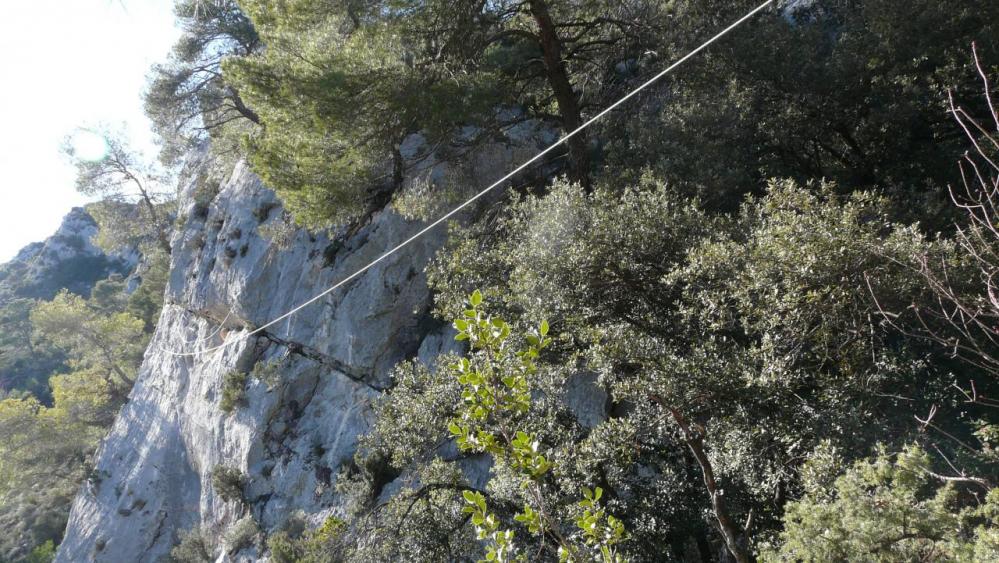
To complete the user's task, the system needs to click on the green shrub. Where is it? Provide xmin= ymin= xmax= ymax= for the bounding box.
xmin=167 ymin=527 xmax=212 ymax=563
xmin=211 ymin=465 xmax=247 ymax=505
xmin=266 ymin=530 xmax=301 ymax=563
xmin=25 ymin=540 xmax=56 ymax=563
xmin=265 ymin=516 xmax=346 ymax=563
xmin=225 ymin=516 xmax=260 ymax=554
xmin=765 ymin=445 xmax=999 ymax=562
xmin=250 ymin=359 xmax=282 ymax=389
xmin=219 ymin=370 xmax=248 ymax=413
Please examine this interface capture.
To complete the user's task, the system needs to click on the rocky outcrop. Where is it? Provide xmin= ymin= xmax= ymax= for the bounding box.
xmin=55 ymin=120 xmax=550 ymax=560
xmin=57 ymin=109 xmax=554 ymax=563
xmin=0 ymin=207 xmax=136 ymax=304
xmin=54 ymin=163 xmax=434 ymax=560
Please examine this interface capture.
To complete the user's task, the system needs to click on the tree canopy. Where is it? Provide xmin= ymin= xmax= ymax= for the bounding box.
xmin=224 ymin=0 xmax=671 ymax=226
xmin=62 ymin=127 xmax=174 ymax=254
xmin=145 ymin=0 xmax=261 ymax=166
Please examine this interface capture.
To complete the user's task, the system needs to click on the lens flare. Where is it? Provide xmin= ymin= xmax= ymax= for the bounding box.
xmin=70 ymin=130 xmax=109 ymax=162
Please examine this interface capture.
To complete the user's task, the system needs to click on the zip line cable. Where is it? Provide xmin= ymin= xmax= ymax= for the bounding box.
xmin=162 ymin=0 xmax=775 ymax=358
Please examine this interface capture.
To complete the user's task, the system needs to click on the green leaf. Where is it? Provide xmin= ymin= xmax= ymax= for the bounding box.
xmin=470 ymin=289 xmax=483 ymax=307
xmin=540 ymin=320 xmax=549 ymax=336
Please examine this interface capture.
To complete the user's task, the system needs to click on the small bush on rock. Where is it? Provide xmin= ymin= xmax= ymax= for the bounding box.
xmin=220 ymin=369 xmax=248 ymax=413
xmin=211 ymin=465 xmax=247 ymax=505
xmin=226 ymin=516 xmax=260 ymax=554
xmin=167 ymin=527 xmax=212 ymax=563
xmin=266 ymin=515 xmax=346 ymax=563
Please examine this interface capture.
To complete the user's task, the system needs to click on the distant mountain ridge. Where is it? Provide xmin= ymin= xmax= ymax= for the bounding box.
xmin=0 ymin=207 xmax=137 ymax=304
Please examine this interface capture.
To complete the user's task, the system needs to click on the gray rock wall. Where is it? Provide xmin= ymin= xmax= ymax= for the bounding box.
xmin=56 ymin=114 xmax=556 ymax=562
xmin=55 ymin=157 xmax=452 ymax=562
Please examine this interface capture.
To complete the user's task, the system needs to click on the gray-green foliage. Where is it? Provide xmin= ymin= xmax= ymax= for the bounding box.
xmin=415 ymin=177 xmax=991 ymax=559
xmin=225 ymin=516 xmax=260 ymax=553
xmin=332 ymin=457 xmax=482 ymax=561
xmin=167 ymin=527 xmax=213 ymax=563
xmin=211 ymin=465 xmax=247 ymax=505
xmin=220 ymin=369 xmax=249 ymax=413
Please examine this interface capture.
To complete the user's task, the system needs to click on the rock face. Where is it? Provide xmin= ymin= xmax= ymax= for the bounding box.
xmin=54 ymin=109 xmax=559 ymax=561
xmin=0 ymin=207 xmax=136 ymax=304
xmin=53 ymin=144 xmax=506 ymax=561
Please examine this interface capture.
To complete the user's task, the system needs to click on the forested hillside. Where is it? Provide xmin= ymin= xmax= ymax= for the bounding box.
xmin=0 ymin=207 xmax=167 ymax=561
xmin=6 ymin=0 xmax=999 ymax=561
xmin=0 ymin=129 xmax=174 ymax=559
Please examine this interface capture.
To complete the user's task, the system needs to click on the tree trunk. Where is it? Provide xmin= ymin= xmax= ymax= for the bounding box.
xmin=127 ymin=172 xmax=173 ymax=255
xmin=229 ymin=87 xmax=261 ymax=125
xmin=528 ymin=0 xmax=591 ymax=192
xmin=148 ymin=202 xmax=173 ymax=255
xmin=668 ymin=407 xmax=751 ymax=563
xmin=137 ymin=193 xmax=173 ymax=255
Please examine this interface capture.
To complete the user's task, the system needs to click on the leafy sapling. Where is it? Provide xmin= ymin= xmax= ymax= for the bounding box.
xmin=448 ymin=290 xmax=627 ymax=562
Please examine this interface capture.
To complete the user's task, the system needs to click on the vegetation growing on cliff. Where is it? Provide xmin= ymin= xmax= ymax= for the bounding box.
xmin=145 ymin=0 xmax=261 ymax=166
xmin=331 ymin=175 xmax=997 ymax=560
xmin=209 ymin=0 xmax=999 ymax=560
xmin=0 ymin=271 xmax=164 ymax=561
xmin=7 ymin=0 xmax=999 ymax=560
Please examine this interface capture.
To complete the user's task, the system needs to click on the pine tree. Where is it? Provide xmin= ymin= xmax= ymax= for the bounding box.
xmin=224 ymin=0 xmax=670 ymax=226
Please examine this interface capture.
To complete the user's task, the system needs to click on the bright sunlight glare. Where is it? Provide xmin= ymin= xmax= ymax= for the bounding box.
xmin=0 ymin=0 xmax=179 ymax=262
xmin=69 ymin=130 xmax=110 ymax=162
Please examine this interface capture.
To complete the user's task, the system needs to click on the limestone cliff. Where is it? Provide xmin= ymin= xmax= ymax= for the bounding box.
xmin=53 ymin=131 xmax=541 ymax=561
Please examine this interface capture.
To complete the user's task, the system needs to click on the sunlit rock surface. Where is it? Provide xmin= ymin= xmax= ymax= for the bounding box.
xmin=56 ymin=122 xmax=552 ymax=561
xmin=54 ymin=155 xmax=446 ymax=561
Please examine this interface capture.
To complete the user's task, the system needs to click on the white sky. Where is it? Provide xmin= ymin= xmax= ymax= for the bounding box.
xmin=0 ymin=0 xmax=180 ymax=261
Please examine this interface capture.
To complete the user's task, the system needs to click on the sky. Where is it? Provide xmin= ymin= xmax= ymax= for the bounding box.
xmin=0 ymin=0 xmax=180 ymax=262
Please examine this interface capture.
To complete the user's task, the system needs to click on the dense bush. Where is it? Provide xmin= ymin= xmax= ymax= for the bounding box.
xmin=225 ymin=516 xmax=260 ymax=553
xmin=325 ymin=175 xmax=997 ymax=560
xmin=267 ymin=516 xmax=346 ymax=563
xmin=766 ymin=444 xmax=999 ymax=561
xmin=166 ymin=527 xmax=213 ymax=563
